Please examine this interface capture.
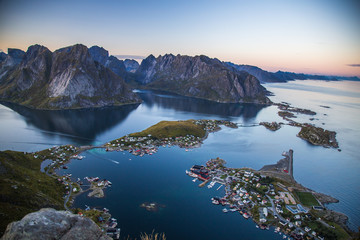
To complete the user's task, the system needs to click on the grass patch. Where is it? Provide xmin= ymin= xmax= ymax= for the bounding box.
xmin=130 ymin=120 xmax=206 ymax=139
xmin=295 ymin=191 xmax=319 ymax=206
xmin=0 ymin=150 xmax=66 ymax=235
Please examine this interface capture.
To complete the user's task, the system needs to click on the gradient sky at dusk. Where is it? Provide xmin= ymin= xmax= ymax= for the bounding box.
xmin=0 ymin=0 xmax=359 ymax=76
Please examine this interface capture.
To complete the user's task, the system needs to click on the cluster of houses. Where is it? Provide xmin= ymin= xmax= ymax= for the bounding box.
xmin=187 ymin=158 xmax=329 ymax=240
xmin=85 ymin=176 xmax=112 ymax=188
xmin=106 ymin=134 xmax=202 ymax=155
xmin=78 ymin=207 xmax=120 ymax=240
xmin=105 ymin=120 xmax=239 ymax=155
xmin=34 ymin=145 xmax=80 ymax=174
xmin=194 ymin=119 xmax=238 ymax=132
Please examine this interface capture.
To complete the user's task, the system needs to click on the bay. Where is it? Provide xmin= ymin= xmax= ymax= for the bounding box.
xmin=0 ymin=80 xmax=359 ymax=238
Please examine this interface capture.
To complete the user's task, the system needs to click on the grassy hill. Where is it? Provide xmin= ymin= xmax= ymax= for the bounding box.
xmin=0 ymin=150 xmax=66 ymax=235
xmin=129 ymin=120 xmax=206 ymax=139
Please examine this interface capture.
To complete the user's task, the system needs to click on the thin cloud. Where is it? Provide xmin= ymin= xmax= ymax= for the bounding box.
xmin=347 ymin=64 xmax=360 ymax=67
xmin=115 ymin=55 xmax=145 ymax=60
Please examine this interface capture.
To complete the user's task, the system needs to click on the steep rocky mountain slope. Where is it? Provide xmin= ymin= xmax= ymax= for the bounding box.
xmin=0 ymin=44 xmax=140 ymax=109
xmin=136 ymin=54 xmax=270 ymax=104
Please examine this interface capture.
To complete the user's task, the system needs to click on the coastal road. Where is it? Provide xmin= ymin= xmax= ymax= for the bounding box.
xmin=63 ymin=180 xmax=72 ymax=211
xmin=266 ymin=195 xmax=285 ymax=221
xmin=266 ymin=195 xmax=306 ymax=237
xmin=44 ymin=165 xmax=72 ymax=211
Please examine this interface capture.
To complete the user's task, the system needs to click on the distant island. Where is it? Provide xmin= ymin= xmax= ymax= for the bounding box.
xmin=225 ymin=62 xmax=360 ymax=83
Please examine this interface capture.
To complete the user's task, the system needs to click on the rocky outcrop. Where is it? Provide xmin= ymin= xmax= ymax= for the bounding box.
xmin=260 ymin=121 xmax=282 ymax=131
xmin=124 ymin=59 xmax=139 ymax=73
xmin=136 ymin=54 xmax=270 ymax=104
xmin=0 ymin=44 xmax=140 ymax=109
xmin=1 ymin=208 xmax=111 ymax=240
xmin=297 ymin=124 xmax=338 ymax=148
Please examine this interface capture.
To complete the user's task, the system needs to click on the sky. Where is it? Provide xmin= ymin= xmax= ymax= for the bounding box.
xmin=0 ymin=0 xmax=359 ymax=77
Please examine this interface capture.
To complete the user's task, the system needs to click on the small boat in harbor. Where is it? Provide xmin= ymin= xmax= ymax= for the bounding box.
xmin=222 ymin=208 xmax=229 ymax=213
xmin=207 ymin=181 xmax=215 ymax=188
xmin=211 ymin=197 xmax=220 ymax=205
xmin=243 ymin=212 xmax=250 ymax=219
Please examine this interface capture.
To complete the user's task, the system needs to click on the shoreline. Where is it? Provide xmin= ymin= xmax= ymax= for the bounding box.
xmin=186 ymin=152 xmax=354 ymax=239
xmin=4 ymin=116 xmax=352 ymax=238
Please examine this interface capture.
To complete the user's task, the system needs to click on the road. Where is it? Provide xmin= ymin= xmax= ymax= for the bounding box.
xmin=266 ymin=195 xmax=307 ymax=237
xmin=44 ymin=164 xmax=72 ymax=212
xmin=63 ymin=180 xmax=72 ymax=211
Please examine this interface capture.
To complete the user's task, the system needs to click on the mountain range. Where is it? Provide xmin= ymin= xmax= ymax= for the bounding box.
xmin=224 ymin=62 xmax=359 ymax=83
xmin=0 ymin=44 xmax=140 ymax=109
xmin=135 ymin=54 xmax=270 ymax=103
xmin=0 ymin=44 xmax=358 ymax=109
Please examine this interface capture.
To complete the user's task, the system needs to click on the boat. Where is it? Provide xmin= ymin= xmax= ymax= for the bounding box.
xmin=192 ymin=178 xmax=197 ymax=182
xmin=222 ymin=208 xmax=229 ymax=213
xmin=230 ymin=208 xmax=238 ymax=212
xmin=207 ymin=181 xmax=215 ymax=188
xmin=211 ymin=197 xmax=220 ymax=205
xmin=185 ymin=170 xmax=198 ymax=178
xmin=243 ymin=212 xmax=250 ymax=219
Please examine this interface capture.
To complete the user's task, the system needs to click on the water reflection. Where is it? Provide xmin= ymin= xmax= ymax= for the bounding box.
xmin=138 ymin=90 xmax=267 ymax=119
xmin=0 ymin=90 xmax=267 ymax=147
xmin=0 ymin=101 xmax=139 ymax=144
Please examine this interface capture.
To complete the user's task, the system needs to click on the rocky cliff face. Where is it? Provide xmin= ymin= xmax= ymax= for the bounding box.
xmin=136 ymin=54 xmax=270 ymax=103
xmin=89 ymin=46 xmax=128 ymax=79
xmin=0 ymin=44 xmax=140 ymax=109
xmin=1 ymin=208 xmax=111 ymax=240
xmin=0 ymin=48 xmax=26 ymax=79
xmin=124 ymin=59 xmax=140 ymax=73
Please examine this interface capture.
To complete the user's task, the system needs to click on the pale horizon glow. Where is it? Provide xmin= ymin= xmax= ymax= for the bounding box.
xmin=0 ymin=0 xmax=359 ymax=77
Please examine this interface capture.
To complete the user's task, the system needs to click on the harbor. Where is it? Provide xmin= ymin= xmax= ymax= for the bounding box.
xmin=185 ymin=151 xmax=348 ymax=240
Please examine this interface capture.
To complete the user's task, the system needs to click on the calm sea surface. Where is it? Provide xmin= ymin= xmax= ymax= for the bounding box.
xmin=0 ymin=80 xmax=359 ymax=238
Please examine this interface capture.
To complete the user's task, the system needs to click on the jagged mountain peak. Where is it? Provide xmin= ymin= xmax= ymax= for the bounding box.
xmin=0 ymin=44 xmax=141 ymax=109
xmin=136 ymin=53 xmax=270 ymax=104
xmin=89 ymin=45 xmax=109 ymax=65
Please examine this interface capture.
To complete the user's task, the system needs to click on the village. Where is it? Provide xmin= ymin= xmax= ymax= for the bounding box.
xmin=27 ymin=120 xmax=346 ymax=240
xmin=104 ymin=119 xmax=238 ymax=155
xmin=186 ymin=154 xmax=344 ymax=240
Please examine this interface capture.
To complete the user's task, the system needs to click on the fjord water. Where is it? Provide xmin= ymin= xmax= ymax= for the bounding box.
xmin=0 ymin=80 xmax=359 ymax=238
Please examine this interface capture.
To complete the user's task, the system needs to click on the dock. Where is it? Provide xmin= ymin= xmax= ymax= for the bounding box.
xmin=198 ymin=179 xmax=210 ymax=188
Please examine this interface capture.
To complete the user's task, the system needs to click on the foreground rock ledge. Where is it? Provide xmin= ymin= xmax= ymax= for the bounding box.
xmin=1 ymin=208 xmax=111 ymax=240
